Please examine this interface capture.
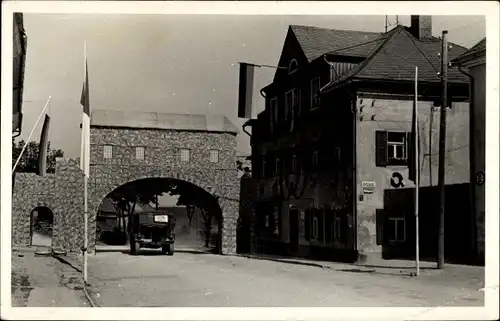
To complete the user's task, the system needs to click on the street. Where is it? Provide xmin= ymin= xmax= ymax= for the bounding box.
xmin=85 ymin=248 xmax=484 ymax=307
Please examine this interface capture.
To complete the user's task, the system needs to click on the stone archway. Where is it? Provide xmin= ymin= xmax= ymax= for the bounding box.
xmin=88 ymin=168 xmax=239 ymax=255
xmin=30 ymin=206 xmax=54 ymax=247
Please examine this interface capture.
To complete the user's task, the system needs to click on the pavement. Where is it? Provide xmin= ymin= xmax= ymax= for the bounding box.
xmin=9 ymin=244 xmax=485 ymax=308
xmin=11 ymin=248 xmax=90 ymax=307
xmin=82 ymin=247 xmax=485 ymax=307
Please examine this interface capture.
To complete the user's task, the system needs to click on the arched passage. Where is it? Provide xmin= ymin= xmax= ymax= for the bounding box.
xmin=93 ymin=177 xmax=226 ymax=254
xmin=30 ymin=206 xmax=54 ymax=247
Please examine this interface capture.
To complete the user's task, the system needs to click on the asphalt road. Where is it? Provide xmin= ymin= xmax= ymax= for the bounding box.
xmin=86 ymin=249 xmax=484 ymax=307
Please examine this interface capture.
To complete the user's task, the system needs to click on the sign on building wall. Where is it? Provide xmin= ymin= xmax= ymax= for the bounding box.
xmin=361 ymin=181 xmax=376 ymax=194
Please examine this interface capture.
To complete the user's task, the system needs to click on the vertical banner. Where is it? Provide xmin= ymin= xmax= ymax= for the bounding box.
xmin=37 ymin=114 xmax=51 ymax=176
xmin=238 ymin=63 xmax=255 ymax=119
xmin=80 ymin=58 xmax=90 ymax=177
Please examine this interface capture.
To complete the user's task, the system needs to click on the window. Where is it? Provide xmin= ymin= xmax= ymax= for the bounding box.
xmin=312 ymin=214 xmax=319 ymax=240
xmin=334 ymin=147 xmax=342 ymax=164
xmin=312 ymin=148 xmax=319 ymax=168
xmin=180 ymin=149 xmax=190 ymax=162
xmin=103 ymin=145 xmax=113 ymax=159
xmin=288 ymin=59 xmax=298 ymax=74
xmin=375 ymin=131 xmax=408 ymax=166
xmin=209 ymin=150 xmax=219 ymax=163
xmin=293 ymin=88 xmax=301 ymax=116
xmin=310 ymin=77 xmax=321 ymax=109
xmin=269 ymin=97 xmax=278 ymax=129
xmin=261 ymin=158 xmax=266 ymax=178
xmin=388 ymin=217 xmax=406 ymax=242
xmin=285 ymin=90 xmax=293 ymax=120
xmin=291 ymin=153 xmax=297 ymax=173
xmin=273 ymin=206 xmax=280 ymax=235
xmin=135 ymin=147 xmax=145 ymax=160
xmin=334 ymin=216 xmax=342 ymax=241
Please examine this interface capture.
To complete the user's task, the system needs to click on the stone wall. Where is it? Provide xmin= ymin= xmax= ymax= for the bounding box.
xmin=89 ymin=126 xmax=240 ymax=255
xmin=12 ymin=126 xmax=241 ymax=255
xmin=12 ymin=158 xmax=84 ymax=252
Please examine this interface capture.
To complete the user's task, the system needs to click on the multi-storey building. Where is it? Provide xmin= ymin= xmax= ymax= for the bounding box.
xmin=13 ymin=12 xmax=27 ymax=137
xmin=451 ymin=38 xmax=486 ymax=260
xmin=248 ymin=16 xmax=481 ymax=263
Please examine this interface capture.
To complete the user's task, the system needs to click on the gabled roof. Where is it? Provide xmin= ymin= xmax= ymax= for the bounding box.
xmin=322 ymin=25 xmax=470 ymax=90
xmin=290 ymin=25 xmax=384 ymax=61
xmin=451 ymin=37 xmax=486 ymax=66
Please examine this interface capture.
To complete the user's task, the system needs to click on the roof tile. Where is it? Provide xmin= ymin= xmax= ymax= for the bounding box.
xmin=290 ymin=25 xmax=383 ymax=61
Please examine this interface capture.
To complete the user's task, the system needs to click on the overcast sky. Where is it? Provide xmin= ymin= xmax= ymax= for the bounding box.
xmin=19 ymin=14 xmax=485 ymax=159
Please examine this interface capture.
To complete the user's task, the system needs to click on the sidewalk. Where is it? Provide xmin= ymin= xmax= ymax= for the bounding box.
xmin=11 ymin=247 xmax=89 ymax=307
xmin=237 ymin=252 xmax=485 ymax=281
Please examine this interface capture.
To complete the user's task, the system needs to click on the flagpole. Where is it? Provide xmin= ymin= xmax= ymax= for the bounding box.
xmin=415 ymin=66 xmax=420 ymax=277
xmin=12 ymin=96 xmax=52 ymax=173
xmin=83 ymin=39 xmax=89 ymax=285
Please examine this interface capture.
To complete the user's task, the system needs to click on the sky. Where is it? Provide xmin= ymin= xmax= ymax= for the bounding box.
xmin=19 ymin=14 xmax=485 ymax=161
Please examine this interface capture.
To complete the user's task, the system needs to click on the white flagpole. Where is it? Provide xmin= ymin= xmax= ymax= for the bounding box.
xmin=415 ymin=66 xmax=420 ymax=276
xmin=83 ymin=40 xmax=89 ymax=285
xmin=12 ymin=96 xmax=52 ymax=173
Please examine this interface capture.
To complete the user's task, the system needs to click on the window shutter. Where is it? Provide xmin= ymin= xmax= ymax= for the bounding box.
xmin=375 ymin=131 xmax=388 ymax=167
xmin=376 ymin=209 xmax=386 ymax=245
xmin=304 ymin=209 xmax=311 ymax=241
xmin=318 ymin=208 xmax=325 ymax=242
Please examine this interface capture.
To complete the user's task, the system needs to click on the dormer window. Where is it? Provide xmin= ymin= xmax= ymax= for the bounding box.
xmin=288 ymin=59 xmax=298 ymax=74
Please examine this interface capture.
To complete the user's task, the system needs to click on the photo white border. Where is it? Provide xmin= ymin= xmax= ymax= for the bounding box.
xmin=1 ymin=1 xmax=498 ymax=320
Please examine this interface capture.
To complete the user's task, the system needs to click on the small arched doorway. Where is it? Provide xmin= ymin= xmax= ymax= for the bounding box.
xmin=30 ymin=206 xmax=54 ymax=247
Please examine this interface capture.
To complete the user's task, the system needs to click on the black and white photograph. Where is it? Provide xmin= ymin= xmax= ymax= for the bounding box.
xmin=1 ymin=1 xmax=499 ymax=320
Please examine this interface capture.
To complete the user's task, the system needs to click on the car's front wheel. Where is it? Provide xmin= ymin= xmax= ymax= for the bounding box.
xmin=130 ymin=237 xmax=140 ymax=255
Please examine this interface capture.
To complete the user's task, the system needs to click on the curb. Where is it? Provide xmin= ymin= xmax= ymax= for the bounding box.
xmin=51 ymin=254 xmax=97 ymax=307
xmin=238 ymin=254 xmax=333 ymax=270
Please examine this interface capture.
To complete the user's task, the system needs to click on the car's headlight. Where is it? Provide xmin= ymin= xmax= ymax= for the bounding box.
xmin=153 ymin=215 xmax=169 ymax=223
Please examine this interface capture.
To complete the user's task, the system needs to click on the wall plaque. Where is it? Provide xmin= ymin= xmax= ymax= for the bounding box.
xmin=361 ymin=181 xmax=376 ymax=194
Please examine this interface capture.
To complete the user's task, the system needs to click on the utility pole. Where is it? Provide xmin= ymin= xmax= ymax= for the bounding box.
xmin=385 ymin=16 xmax=388 ymax=33
xmin=437 ymin=30 xmax=448 ymax=269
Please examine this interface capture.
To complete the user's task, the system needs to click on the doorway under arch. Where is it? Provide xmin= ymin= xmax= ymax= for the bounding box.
xmin=30 ymin=206 xmax=54 ymax=247
xmin=94 ymin=177 xmax=224 ymax=254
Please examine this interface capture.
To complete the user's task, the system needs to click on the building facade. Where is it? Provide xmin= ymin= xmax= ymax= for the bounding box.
xmin=13 ymin=12 xmax=27 ymax=137
xmin=451 ymin=38 xmax=486 ymax=259
xmin=249 ymin=17 xmax=480 ymax=263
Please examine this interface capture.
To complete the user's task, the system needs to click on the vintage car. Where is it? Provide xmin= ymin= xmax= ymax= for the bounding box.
xmin=129 ymin=211 xmax=175 ymax=255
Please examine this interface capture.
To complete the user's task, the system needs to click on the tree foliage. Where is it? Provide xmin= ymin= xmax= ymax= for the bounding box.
xmin=12 ymin=140 xmax=64 ymax=173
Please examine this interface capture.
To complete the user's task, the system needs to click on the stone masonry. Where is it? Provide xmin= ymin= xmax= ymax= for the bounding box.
xmin=12 ymin=110 xmax=241 ymax=255
xmin=12 ymin=158 xmax=85 ymax=251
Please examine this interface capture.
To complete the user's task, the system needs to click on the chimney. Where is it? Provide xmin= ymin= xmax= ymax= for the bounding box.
xmin=410 ymin=16 xmax=432 ymax=39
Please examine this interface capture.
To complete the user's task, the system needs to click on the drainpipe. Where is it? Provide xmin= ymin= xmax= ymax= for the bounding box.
xmin=457 ymin=66 xmax=477 ymax=258
xmin=350 ymin=93 xmax=358 ymax=260
xmin=319 ymin=56 xmax=337 ymax=93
